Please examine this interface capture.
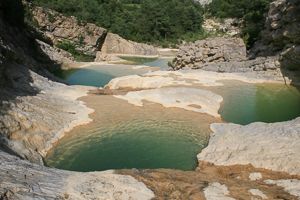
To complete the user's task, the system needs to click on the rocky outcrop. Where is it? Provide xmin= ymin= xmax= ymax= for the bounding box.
xmin=249 ymin=0 xmax=300 ymax=82
xmin=170 ymin=36 xmax=299 ymax=83
xmin=101 ymin=33 xmax=158 ymax=56
xmin=25 ymin=1 xmax=107 ymax=56
xmin=197 ymin=0 xmax=213 ymax=5
xmin=36 ymin=39 xmax=75 ymax=64
xmin=26 ymin=2 xmax=158 ymax=61
xmin=197 ymin=117 xmax=300 ymax=175
xmin=0 ymin=9 xmax=94 ymax=165
xmin=171 ymin=37 xmax=247 ymax=70
xmin=172 ymin=0 xmax=300 ymax=84
xmin=94 ymin=51 xmax=123 ymax=62
xmin=202 ymin=18 xmax=241 ymax=36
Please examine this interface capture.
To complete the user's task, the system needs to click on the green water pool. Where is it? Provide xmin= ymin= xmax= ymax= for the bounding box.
xmin=49 ymin=57 xmax=300 ymax=172
xmin=54 ymin=57 xmax=172 ymax=87
xmin=44 ymin=97 xmax=218 ymax=171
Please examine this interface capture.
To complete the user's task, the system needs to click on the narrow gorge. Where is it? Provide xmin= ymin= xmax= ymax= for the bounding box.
xmin=1 ymin=0 xmax=300 ymax=199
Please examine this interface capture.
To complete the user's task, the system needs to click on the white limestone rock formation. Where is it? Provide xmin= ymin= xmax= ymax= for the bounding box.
xmin=0 ymin=150 xmax=154 ymax=199
xmin=197 ymin=117 xmax=300 ymax=175
xmin=114 ymin=87 xmax=223 ymax=118
xmin=264 ymin=179 xmax=300 ymax=199
xmin=204 ymin=182 xmax=235 ymax=200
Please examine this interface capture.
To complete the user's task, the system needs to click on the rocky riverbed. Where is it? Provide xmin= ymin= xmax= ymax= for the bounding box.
xmin=1 ymin=0 xmax=300 ymax=199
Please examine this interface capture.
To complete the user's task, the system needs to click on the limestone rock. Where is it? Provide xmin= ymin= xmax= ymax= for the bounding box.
xmin=94 ymin=51 xmax=123 ymax=62
xmin=105 ymin=68 xmax=287 ymax=91
xmin=0 ymin=150 xmax=154 ymax=199
xmin=197 ymin=0 xmax=213 ymax=5
xmin=204 ymin=182 xmax=235 ymax=200
xmin=171 ymin=37 xmax=247 ymax=70
xmin=0 ymin=68 xmax=95 ymax=163
xmin=36 ymin=39 xmax=75 ymax=65
xmin=202 ymin=18 xmax=242 ymax=36
xmin=250 ymin=0 xmax=300 ymax=75
xmin=249 ymin=189 xmax=268 ymax=199
xmin=197 ymin=117 xmax=300 ymax=175
xmin=25 ymin=1 xmax=107 ymax=56
xmin=264 ymin=179 xmax=300 ymax=199
xmin=249 ymin=172 xmax=262 ymax=181
xmin=102 ymin=33 xmax=158 ymax=56
xmin=113 ymin=87 xmax=223 ymax=118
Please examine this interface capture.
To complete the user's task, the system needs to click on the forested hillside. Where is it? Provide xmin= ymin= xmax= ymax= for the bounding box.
xmin=205 ymin=0 xmax=273 ymax=48
xmin=30 ymin=0 xmax=204 ymax=46
xmin=27 ymin=0 xmax=271 ymax=49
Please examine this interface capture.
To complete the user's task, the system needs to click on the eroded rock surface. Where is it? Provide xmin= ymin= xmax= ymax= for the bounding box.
xmin=114 ymin=87 xmax=223 ymax=118
xmin=105 ymin=68 xmax=286 ymax=91
xmin=0 ymin=150 xmax=154 ymax=200
xmin=26 ymin=1 xmax=107 ymax=56
xmin=101 ymin=33 xmax=158 ymax=56
xmin=249 ymin=0 xmax=300 ymax=83
xmin=0 ymin=12 xmax=94 ymax=164
xmin=197 ymin=117 xmax=300 ymax=175
xmin=0 ymin=69 xmax=94 ymax=165
xmin=171 ymin=37 xmax=247 ymax=70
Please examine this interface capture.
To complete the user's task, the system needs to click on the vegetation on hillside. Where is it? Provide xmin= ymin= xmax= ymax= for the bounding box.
xmin=2 ymin=0 xmax=271 ymax=50
xmin=205 ymin=0 xmax=273 ymax=48
xmin=29 ymin=0 xmax=205 ymax=45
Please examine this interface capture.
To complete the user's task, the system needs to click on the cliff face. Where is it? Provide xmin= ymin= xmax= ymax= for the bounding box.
xmin=250 ymin=0 xmax=300 ymax=72
xmin=26 ymin=1 xmax=158 ymax=60
xmin=101 ymin=33 xmax=158 ymax=56
xmin=0 ymin=4 xmax=94 ymax=165
xmin=25 ymin=1 xmax=107 ymax=56
xmin=171 ymin=0 xmax=300 ymax=84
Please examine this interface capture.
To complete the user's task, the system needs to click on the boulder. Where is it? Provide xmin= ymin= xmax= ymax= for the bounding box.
xmin=102 ymin=33 xmax=158 ymax=56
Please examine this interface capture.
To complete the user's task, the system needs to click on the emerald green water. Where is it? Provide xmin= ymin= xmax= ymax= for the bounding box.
xmin=44 ymin=98 xmax=218 ymax=172
xmin=199 ymin=81 xmax=300 ymax=125
xmin=49 ymin=56 xmax=300 ymax=172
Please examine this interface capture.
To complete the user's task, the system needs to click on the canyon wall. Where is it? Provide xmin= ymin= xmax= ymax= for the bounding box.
xmin=172 ymin=0 xmax=300 ymax=83
xmin=26 ymin=1 xmax=107 ymax=56
xmin=26 ymin=1 xmax=158 ymax=61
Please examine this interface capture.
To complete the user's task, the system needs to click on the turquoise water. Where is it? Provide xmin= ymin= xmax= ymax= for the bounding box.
xmin=48 ymin=57 xmax=300 ymax=172
xmin=54 ymin=57 xmax=173 ymax=87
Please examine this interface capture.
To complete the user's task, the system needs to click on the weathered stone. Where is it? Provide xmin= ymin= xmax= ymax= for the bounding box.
xmin=114 ymin=87 xmax=223 ymax=118
xmin=25 ymin=1 xmax=107 ymax=56
xmin=197 ymin=117 xmax=300 ymax=175
xmin=250 ymin=0 xmax=300 ymax=81
xmin=94 ymin=51 xmax=123 ymax=62
xmin=101 ymin=33 xmax=158 ymax=56
xmin=172 ymin=37 xmax=246 ymax=70
xmin=0 ymin=150 xmax=155 ymax=199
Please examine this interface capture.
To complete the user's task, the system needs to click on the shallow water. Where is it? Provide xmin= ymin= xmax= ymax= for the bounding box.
xmin=44 ymin=96 xmax=221 ymax=172
xmin=196 ymin=81 xmax=300 ymax=125
xmin=49 ymin=56 xmax=300 ymax=172
xmin=54 ymin=57 xmax=173 ymax=87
